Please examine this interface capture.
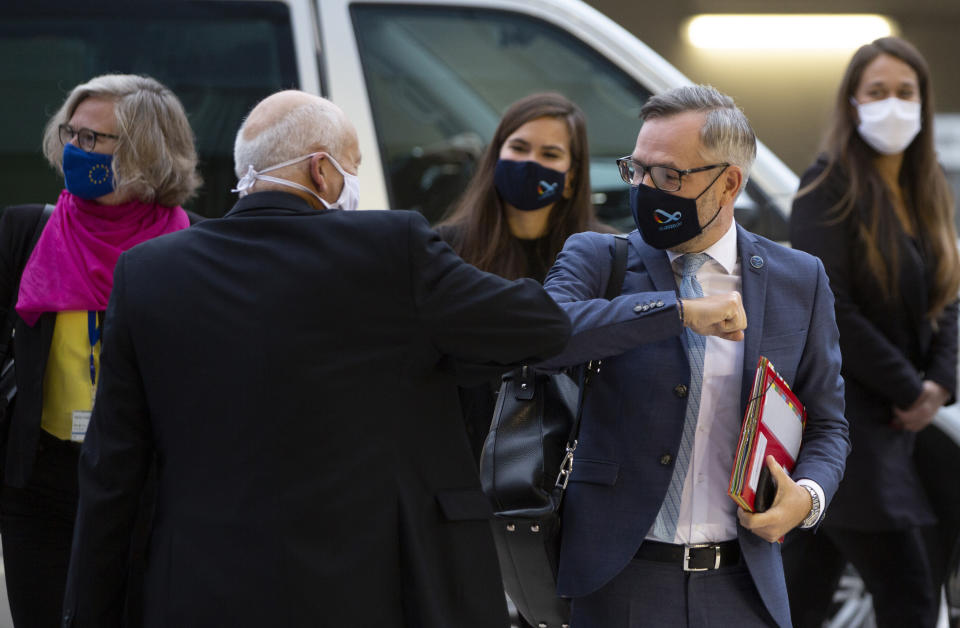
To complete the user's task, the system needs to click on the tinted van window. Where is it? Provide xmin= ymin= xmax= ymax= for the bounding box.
xmin=352 ymin=5 xmax=652 ymax=231
xmin=0 ymin=1 xmax=297 ymax=217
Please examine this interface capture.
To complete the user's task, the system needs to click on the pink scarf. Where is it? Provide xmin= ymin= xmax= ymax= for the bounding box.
xmin=16 ymin=189 xmax=190 ymax=326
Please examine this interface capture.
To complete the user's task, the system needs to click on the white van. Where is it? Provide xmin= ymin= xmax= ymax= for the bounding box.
xmin=2 ymin=0 xmax=797 ymax=239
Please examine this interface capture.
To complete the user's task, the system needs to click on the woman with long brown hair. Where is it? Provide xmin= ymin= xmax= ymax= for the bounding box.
xmin=436 ymin=92 xmax=612 ymax=462
xmin=438 ymin=92 xmax=612 ymax=281
xmin=784 ymin=37 xmax=959 ymax=627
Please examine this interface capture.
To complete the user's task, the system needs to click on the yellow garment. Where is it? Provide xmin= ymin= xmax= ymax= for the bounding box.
xmin=40 ymin=311 xmax=100 ymax=441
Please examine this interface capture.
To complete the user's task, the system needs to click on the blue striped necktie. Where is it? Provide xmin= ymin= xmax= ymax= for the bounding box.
xmin=652 ymin=252 xmax=711 ymax=540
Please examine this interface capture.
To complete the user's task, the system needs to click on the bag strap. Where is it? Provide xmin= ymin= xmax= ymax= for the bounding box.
xmin=0 ymin=204 xmax=54 ymax=358
xmin=555 ymin=234 xmax=629 ymax=491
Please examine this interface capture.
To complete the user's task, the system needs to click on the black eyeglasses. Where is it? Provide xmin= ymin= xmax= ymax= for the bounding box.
xmin=58 ymin=124 xmax=119 ymax=153
xmin=616 ymin=157 xmax=728 ymax=193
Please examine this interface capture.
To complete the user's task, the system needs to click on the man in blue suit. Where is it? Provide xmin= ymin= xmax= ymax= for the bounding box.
xmin=542 ymin=85 xmax=850 ymax=627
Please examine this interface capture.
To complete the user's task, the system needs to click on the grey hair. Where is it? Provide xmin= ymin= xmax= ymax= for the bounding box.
xmin=640 ymin=85 xmax=757 ymax=183
xmin=42 ymin=74 xmax=201 ymax=207
xmin=233 ymin=98 xmax=349 ymax=178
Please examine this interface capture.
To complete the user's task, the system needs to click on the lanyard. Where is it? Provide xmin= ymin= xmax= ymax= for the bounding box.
xmin=88 ymin=310 xmax=101 ymax=387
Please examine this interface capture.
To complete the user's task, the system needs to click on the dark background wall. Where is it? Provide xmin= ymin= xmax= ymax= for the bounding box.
xmin=586 ymin=0 xmax=960 ymax=176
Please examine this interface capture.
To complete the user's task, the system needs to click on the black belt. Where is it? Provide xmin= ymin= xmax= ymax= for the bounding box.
xmin=635 ymin=540 xmax=740 ymax=572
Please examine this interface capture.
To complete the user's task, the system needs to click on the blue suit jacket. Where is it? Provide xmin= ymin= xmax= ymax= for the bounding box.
xmin=542 ymin=226 xmax=850 ymax=628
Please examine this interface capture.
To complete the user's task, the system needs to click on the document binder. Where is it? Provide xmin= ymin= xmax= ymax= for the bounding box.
xmin=728 ymin=356 xmax=806 ymax=512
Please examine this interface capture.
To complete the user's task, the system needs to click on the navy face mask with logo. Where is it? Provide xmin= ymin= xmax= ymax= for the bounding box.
xmin=63 ymin=143 xmax=115 ymax=199
xmin=494 ymin=159 xmax=566 ymax=211
xmin=630 ymin=183 xmax=723 ymax=250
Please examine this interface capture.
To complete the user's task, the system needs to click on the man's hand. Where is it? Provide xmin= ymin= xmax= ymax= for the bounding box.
xmin=892 ymin=380 xmax=949 ymax=432
xmin=737 ymin=455 xmax=811 ymax=543
xmin=680 ymin=293 xmax=746 ymax=341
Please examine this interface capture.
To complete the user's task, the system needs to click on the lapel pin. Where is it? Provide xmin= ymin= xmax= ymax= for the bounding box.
xmin=750 ymin=255 xmax=764 ymax=269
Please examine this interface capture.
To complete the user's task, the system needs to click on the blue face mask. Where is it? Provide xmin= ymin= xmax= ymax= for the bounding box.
xmin=62 ymin=143 xmax=115 ymax=199
xmin=493 ymin=159 xmax=566 ymax=211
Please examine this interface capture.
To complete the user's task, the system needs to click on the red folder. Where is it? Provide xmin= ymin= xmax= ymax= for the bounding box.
xmin=728 ymin=356 xmax=806 ymax=513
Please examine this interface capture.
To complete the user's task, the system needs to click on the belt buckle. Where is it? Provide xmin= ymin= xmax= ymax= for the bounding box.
xmin=683 ymin=543 xmax=721 ymax=572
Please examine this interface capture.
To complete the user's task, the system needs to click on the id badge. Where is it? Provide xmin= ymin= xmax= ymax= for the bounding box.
xmin=72 ymin=410 xmax=91 ymax=443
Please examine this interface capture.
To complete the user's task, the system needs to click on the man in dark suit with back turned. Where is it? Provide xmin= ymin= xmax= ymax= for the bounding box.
xmin=59 ymin=90 xmax=575 ymax=628
xmin=540 ymin=85 xmax=850 ymax=627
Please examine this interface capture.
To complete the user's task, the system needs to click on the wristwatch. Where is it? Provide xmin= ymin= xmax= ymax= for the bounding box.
xmin=800 ymin=484 xmax=821 ymax=528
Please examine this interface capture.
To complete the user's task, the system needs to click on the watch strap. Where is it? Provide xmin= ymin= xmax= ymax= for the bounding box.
xmin=800 ymin=484 xmax=821 ymax=528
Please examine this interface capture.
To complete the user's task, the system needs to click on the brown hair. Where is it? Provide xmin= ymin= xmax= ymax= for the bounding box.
xmin=799 ymin=37 xmax=959 ymax=319
xmin=438 ymin=92 xmax=610 ymax=280
xmin=43 ymin=74 xmax=201 ymax=207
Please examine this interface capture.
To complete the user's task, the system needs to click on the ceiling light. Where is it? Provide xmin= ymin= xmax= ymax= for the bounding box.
xmin=688 ymin=14 xmax=894 ymax=50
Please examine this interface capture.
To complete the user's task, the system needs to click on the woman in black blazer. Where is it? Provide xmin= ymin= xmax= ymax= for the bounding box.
xmin=0 ymin=74 xmax=201 ymax=628
xmin=784 ymin=37 xmax=960 ymax=628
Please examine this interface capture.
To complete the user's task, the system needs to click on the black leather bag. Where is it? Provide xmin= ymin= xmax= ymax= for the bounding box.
xmin=479 ymin=235 xmax=628 ymax=628
xmin=481 ymin=365 xmax=580 ymax=518
xmin=0 ymin=205 xmax=54 ymax=443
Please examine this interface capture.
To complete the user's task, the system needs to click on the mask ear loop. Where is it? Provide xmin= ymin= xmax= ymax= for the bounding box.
xmin=849 ymin=97 xmax=862 ymax=125
xmin=320 ymin=152 xmax=348 ymax=177
xmin=316 ymin=152 xmax=362 ymax=210
xmin=692 ymin=165 xmax=731 ymax=232
xmin=231 ymin=154 xmax=331 ymax=208
xmin=232 ymin=165 xmax=259 ymax=196
xmin=256 ymin=174 xmax=330 ymax=208
xmin=232 ymin=152 xmax=324 ymax=194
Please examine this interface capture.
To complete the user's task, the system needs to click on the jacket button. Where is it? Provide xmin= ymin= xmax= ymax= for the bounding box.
xmin=633 ymin=304 xmax=644 ymax=313
xmin=674 ymin=384 xmax=688 ymax=398
xmin=660 ymin=454 xmax=672 ymax=465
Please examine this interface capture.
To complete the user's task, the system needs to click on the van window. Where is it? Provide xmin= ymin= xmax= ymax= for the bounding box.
xmin=352 ymin=5 xmax=652 ymax=231
xmin=0 ymin=1 xmax=297 ymax=218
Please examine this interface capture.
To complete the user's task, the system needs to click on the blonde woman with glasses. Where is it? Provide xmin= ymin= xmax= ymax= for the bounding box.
xmin=0 ymin=74 xmax=202 ymax=628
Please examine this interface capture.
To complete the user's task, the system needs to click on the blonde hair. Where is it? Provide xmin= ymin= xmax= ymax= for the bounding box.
xmin=42 ymin=74 xmax=201 ymax=206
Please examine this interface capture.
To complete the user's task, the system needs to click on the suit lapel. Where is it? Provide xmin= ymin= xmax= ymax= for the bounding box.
xmin=898 ymin=233 xmax=926 ymax=340
xmin=628 ymin=230 xmax=676 ymax=293
xmin=37 ymin=312 xmax=56 ymax=382
xmin=737 ymin=225 xmax=767 ymax=413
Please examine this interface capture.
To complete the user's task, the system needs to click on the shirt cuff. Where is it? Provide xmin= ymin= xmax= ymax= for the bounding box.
xmin=796 ymin=478 xmax=825 ymax=528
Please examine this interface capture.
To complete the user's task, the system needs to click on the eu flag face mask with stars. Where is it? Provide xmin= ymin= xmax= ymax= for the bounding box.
xmin=62 ymin=143 xmax=115 ymax=199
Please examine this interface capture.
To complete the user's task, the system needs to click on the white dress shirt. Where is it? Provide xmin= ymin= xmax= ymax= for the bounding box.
xmin=644 ymin=222 xmax=824 ymax=544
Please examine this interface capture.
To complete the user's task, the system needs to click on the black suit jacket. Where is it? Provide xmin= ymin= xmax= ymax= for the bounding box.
xmin=0 ymin=204 xmax=202 ymax=487
xmin=790 ymin=158 xmax=958 ymax=529
xmin=62 ymin=192 xmax=571 ymax=628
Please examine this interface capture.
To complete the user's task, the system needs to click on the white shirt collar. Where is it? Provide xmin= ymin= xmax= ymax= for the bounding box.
xmin=666 ymin=221 xmax=739 ymax=274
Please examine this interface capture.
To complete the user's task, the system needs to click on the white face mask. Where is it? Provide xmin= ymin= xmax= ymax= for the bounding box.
xmin=233 ymin=151 xmax=360 ymax=211
xmin=853 ymin=96 xmax=922 ymax=155
xmin=329 ymin=157 xmax=361 ymax=212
